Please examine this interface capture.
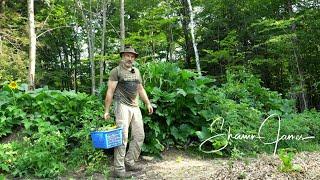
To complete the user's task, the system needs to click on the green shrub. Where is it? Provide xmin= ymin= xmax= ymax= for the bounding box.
xmin=139 ymin=62 xmax=319 ymax=155
xmin=0 ymin=143 xmax=17 ymax=173
xmin=1 ymin=62 xmax=319 ymax=178
xmin=13 ymin=131 xmax=67 ymax=178
xmin=0 ymin=86 xmax=110 ymax=178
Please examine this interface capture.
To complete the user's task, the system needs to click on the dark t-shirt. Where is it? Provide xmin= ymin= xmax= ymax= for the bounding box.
xmin=109 ymin=65 xmax=142 ymax=107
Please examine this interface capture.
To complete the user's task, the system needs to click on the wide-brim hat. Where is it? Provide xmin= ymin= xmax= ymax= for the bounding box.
xmin=120 ymin=45 xmax=139 ymax=58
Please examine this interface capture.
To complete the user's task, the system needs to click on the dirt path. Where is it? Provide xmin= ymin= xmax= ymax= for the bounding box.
xmin=122 ymin=150 xmax=320 ymax=180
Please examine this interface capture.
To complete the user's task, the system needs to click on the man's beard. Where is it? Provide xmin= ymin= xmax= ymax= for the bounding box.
xmin=122 ymin=60 xmax=133 ymax=68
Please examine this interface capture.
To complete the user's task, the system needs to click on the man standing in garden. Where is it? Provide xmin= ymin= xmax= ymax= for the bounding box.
xmin=104 ymin=45 xmax=153 ymax=178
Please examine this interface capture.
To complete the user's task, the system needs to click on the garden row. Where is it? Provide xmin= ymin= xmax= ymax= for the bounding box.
xmin=1 ymin=62 xmax=319 ymax=178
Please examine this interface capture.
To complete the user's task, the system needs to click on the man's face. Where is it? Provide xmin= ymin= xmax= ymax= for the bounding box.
xmin=122 ymin=52 xmax=136 ymax=68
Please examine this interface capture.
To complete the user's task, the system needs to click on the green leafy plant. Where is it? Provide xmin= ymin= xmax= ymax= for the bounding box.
xmin=0 ymin=143 xmax=17 ymax=173
xmin=1 ymin=62 xmax=320 ymax=178
xmin=278 ymin=148 xmax=302 ymax=173
xmin=13 ymin=130 xmax=67 ymax=178
xmin=0 ymin=82 xmax=28 ymax=138
xmin=0 ymin=87 xmax=111 ymax=178
xmin=140 ymin=62 xmax=320 ymax=156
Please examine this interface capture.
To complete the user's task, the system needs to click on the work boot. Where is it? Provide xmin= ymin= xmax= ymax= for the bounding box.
xmin=113 ymin=170 xmax=134 ymax=178
xmin=125 ymin=164 xmax=143 ymax=172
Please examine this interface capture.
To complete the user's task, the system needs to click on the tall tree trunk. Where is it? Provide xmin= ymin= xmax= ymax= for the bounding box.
xmin=73 ymin=5 xmax=80 ymax=92
xmin=63 ymin=44 xmax=70 ymax=90
xmin=100 ymin=0 xmax=107 ymax=86
xmin=169 ymin=24 xmax=174 ymax=61
xmin=285 ymin=0 xmax=293 ymax=15
xmin=59 ymin=50 xmax=65 ymax=89
xmin=28 ymin=0 xmax=36 ymax=90
xmin=90 ymin=31 xmax=96 ymax=95
xmin=151 ymin=29 xmax=156 ymax=58
xmin=165 ymin=21 xmax=172 ymax=61
xmin=75 ymin=42 xmax=80 ymax=92
xmin=120 ymin=0 xmax=125 ymax=51
xmin=76 ymin=0 xmax=96 ymax=95
xmin=293 ymin=40 xmax=308 ymax=111
xmin=179 ymin=0 xmax=193 ymax=68
xmin=0 ymin=36 xmax=2 ymax=54
xmin=288 ymin=5 xmax=307 ymax=111
xmin=0 ymin=0 xmax=5 ymax=14
xmin=70 ymin=47 xmax=75 ymax=90
xmin=89 ymin=0 xmax=95 ymax=95
xmin=166 ymin=26 xmax=171 ymax=61
xmin=186 ymin=0 xmax=201 ymax=75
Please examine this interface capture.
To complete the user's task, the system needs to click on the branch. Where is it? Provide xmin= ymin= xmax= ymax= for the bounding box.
xmin=36 ymin=25 xmax=72 ymax=39
xmin=106 ymin=19 xmax=120 ymax=37
xmin=38 ymin=14 xmax=51 ymax=32
xmin=0 ymin=35 xmax=22 ymax=51
xmin=75 ymin=0 xmax=90 ymax=32
xmin=0 ymin=31 xmax=23 ymax=49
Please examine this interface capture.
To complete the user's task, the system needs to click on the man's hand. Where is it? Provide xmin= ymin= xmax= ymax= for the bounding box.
xmin=147 ymin=103 xmax=153 ymax=115
xmin=104 ymin=112 xmax=111 ymax=120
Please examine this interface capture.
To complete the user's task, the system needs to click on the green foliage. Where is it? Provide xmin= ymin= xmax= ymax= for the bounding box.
xmin=0 ymin=4 xmax=29 ymax=82
xmin=0 ymin=82 xmax=28 ymax=137
xmin=0 ymin=85 xmax=110 ymax=178
xmin=203 ymin=30 xmax=244 ymax=66
xmin=140 ymin=62 xmax=213 ymax=154
xmin=0 ymin=44 xmax=28 ymax=82
xmin=67 ymin=140 xmax=107 ymax=173
xmin=13 ymin=131 xmax=67 ymax=177
xmin=278 ymin=148 xmax=302 ymax=172
xmin=126 ymin=0 xmax=180 ymax=60
xmin=97 ymin=82 xmax=107 ymax=104
xmin=1 ymin=0 xmax=320 ymax=177
xmin=1 ymin=62 xmax=320 ymax=178
xmin=278 ymin=109 xmax=320 ymax=151
xmin=140 ymin=62 xmax=319 ymax=156
xmin=0 ymin=143 xmax=17 ymax=173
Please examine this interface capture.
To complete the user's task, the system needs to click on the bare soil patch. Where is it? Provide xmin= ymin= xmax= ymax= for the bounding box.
xmin=131 ymin=150 xmax=320 ymax=180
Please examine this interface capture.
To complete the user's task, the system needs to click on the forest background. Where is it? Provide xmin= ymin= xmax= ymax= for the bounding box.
xmin=0 ymin=0 xmax=320 ymax=178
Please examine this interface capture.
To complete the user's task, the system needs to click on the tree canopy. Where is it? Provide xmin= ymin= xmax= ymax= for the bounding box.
xmin=1 ymin=0 xmax=319 ymax=108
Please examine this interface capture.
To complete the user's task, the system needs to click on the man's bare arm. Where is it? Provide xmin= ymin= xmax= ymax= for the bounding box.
xmin=104 ymin=80 xmax=118 ymax=119
xmin=138 ymin=84 xmax=153 ymax=114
